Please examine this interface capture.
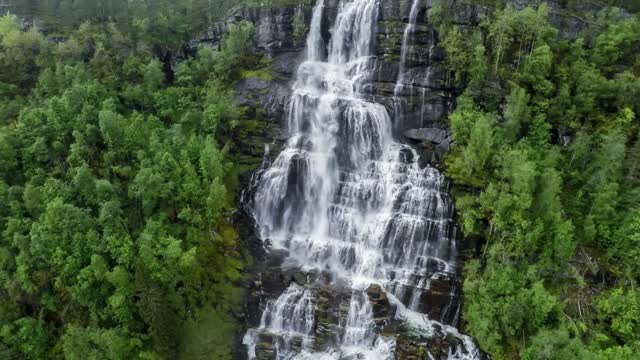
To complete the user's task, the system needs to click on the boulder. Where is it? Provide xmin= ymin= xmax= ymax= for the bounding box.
xmin=403 ymin=128 xmax=447 ymax=144
xmin=394 ymin=333 xmax=463 ymax=360
xmin=314 ymin=286 xmax=352 ymax=351
xmin=255 ymin=332 xmax=276 ymax=360
xmin=291 ymin=270 xmax=307 ymax=286
xmin=366 ymin=284 xmax=395 ymax=326
xmin=417 ymin=275 xmax=461 ymax=326
xmin=366 ymin=284 xmax=384 ymax=300
xmin=255 ymin=330 xmax=303 ymax=360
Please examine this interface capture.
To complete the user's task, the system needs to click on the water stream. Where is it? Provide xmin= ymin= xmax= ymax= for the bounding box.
xmin=393 ymin=0 xmax=436 ymax=130
xmin=243 ymin=1 xmax=480 ymax=358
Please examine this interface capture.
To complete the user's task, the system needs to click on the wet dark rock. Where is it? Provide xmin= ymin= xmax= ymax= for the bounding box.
xmin=379 ymin=0 xmax=427 ymax=22
xmin=254 ymin=330 xmax=303 ymax=360
xmin=415 ymin=66 xmax=449 ymax=89
xmin=261 ymin=269 xmax=288 ymax=297
xmin=285 ymin=153 xmax=308 ymax=199
xmin=291 ymin=271 xmax=308 ymax=286
xmin=395 ymin=326 xmax=492 ymax=360
xmin=374 ymin=87 xmax=453 ymax=131
xmin=366 ymin=284 xmax=384 ymax=299
xmin=261 ymin=82 xmax=292 ymax=119
xmin=266 ymin=249 xmax=289 ymax=267
xmin=403 ymin=128 xmax=447 ymax=144
xmin=424 ymin=257 xmax=449 ymax=274
xmin=434 ymin=0 xmax=487 ymax=27
xmin=366 ymin=284 xmax=396 ymax=326
xmin=189 ymin=21 xmax=227 ymax=50
xmin=395 ymin=333 xmax=463 ymax=360
xmin=372 ymin=61 xmax=401 ymax=84
xmin=341 ymin=354 xmax=367 ymax=360
xmin=271 ymin=51 xmax=304 ymax=77
xmin=238 ymin=77 xmax=270 ymax=92
xmin=398 ymin=147 xmax=415 ymax=164
xmin=418 ymin=275 xmax=461 ymax=326
xmin=192 ymin=5 xmax=315 ymax=54
xmin=314 ymin=286 xmax=352 ymax=351
xmin=434 ymin=141 xmax=451 ymax=162
xmin=405 ymin=127 xmax=454 ymax=166
xmin=255 ymin=332 xmax=277 ymax=360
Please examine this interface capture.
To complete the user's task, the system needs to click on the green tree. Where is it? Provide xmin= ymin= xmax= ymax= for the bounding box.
xmin=0 ymin=15 xmax=251 ymax=358
xmin=595 ymin=288 xmax=640 ymax=344
xmin=503 ymin=86 xmax=530 ymax=142
xmin=521 ymin=327 xmax=596 ymax=360
xmin=443 ymin=26 xmax=470 ymax=83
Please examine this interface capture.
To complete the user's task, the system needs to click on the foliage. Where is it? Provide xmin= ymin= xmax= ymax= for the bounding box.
xmin=464 ymin=256 xmax=560 ymax=357
xmin=293 ymin=7 xmax=308 ymax=45
xmin=246 ymin=0 xmax=312 ymax=7
xmin=7 ymin=0 xmax=241 ymax=45
xmin=442 ymin=26 xmax=471 ymax=83
xmin=440 ymin=3 xmax=640 ymax=359
xmin=520 ymin=327 xmax=597 ymax=360
xmin=0 ymin=12 xmax=258 ymax=359
xmin=594 ymin=288 xmax=640 ymax=343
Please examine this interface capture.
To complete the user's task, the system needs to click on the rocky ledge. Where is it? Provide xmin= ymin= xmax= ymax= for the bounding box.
xmin=241 ymin=249 xmax=481 ymax=360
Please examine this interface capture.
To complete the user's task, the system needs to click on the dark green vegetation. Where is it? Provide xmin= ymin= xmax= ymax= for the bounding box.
xmin=8 ymin=0 xmax=240 ymax=46
xmin=433 ymin=1 xmax=640 ymax=359
xmin=0 ymin=2 xmax=269 ymax=358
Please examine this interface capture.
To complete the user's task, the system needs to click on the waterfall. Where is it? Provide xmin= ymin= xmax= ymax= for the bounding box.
xmin=393 ymin=0 xmax=437 ymax=130
xmin=392 ymin=0 xmax=422 ymax=127
xmin=244 ymin=0 xmax=480 ymax=358
xmin=306 ymin=0 xmax=325 ymax=61
xmin=396 ymin=0 xmax=422 ymax=89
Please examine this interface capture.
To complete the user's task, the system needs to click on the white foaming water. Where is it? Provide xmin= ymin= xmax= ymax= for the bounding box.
xmin=342 ymin=291 xmax=376 ymax=347
xmin=395 ymin=0 xmax=422 ymax=92
xmin=306 ymin=0 xmax=325 ymax=61
xmin=388 ymin=293 xmax=481 ymax=360
xmin=393 ymin=0 xmax=432 ymax=128
xmin=244 ymin=0 xmax=478 ymax=359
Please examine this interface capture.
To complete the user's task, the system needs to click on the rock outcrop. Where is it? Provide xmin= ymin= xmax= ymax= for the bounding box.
xmin=192 ymin=0 xmax=471 ymax=166
xmin=395 ymin=330 xmax=486 ymax=360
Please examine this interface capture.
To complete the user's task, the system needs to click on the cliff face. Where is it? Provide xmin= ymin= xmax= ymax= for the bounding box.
xmin=193 ymin=1 xmax=476 ymax=168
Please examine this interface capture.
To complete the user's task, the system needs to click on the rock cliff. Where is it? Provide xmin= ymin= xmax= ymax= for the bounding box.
xmin=193 ymin=1 xmax=466 ymax=166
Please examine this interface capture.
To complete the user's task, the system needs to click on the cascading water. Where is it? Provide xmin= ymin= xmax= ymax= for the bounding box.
xmin=393 ymin=0 xmax=435 ymax=129
xmin=244 ymin=0 xmax=480 ymax=359
xmin=395 ymin=0 xmax=422 ymax=91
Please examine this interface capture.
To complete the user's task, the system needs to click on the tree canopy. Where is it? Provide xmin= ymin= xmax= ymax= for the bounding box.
xmin=439 ymin=2 xmax=640 ymax=359
xmin=0 ymin=10 xmax=260 ymax=359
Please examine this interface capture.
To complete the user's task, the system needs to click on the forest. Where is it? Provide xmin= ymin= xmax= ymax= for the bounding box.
xmin=0 ymin=1 xmax=264 ymax=358
xmin=0 ymin=0 xmax=638 ymax=359
xmin=433 ymin=1 xmax=640 ymax=359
